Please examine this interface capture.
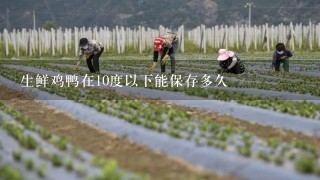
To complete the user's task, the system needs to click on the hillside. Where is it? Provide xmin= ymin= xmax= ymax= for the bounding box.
xmin=0 ymin=0 xmax=319 ymax=30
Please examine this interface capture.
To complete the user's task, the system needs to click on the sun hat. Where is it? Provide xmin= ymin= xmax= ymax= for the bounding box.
xmin=154 ymin=37 xmax=165 ymax=51
xmin=217 ymin=49 xmax=235 ymax=61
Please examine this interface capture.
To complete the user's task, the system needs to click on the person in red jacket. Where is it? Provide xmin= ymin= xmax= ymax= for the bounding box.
xmin=149 ymin=32 xmax=179 ymax=75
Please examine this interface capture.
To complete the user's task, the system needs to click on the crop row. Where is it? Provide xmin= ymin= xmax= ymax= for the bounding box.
xmin=0 ymin=163 xmax=22 ymax=179
xmin=0 ymin=101 xmax=126 ymax=180
xmin=100 ymin=64 xmax=320 ymax=97
xmin=0 ymin=68 xmax=320 ymax=175
xmin=97 ymin=63 xmax=320 ymax=96
xmin=14 ymin=61 xmax=320 ymax=119
xmin=103 ymin=59 xmax=320 ymax=75
xmin=47 ymin=63 xmax=320 ymax=117
xmin=54 ymin=59 xmax=320 ymax=97
xmin=8 ymin=59 xmax=318 ymax=86
xmin=100 ymin=63 xmax=320 ymax=91
xmin=13 ymin=60 xmax=320 ymax=96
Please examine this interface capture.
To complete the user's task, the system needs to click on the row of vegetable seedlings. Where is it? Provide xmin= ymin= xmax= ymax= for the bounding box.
xmin=18 ymin=61 xmax=320 ymax=119
xmin=0 ymin=67 xmax=320 ymax=176
xmin=0 ymin=101 xmax=135 ymax=180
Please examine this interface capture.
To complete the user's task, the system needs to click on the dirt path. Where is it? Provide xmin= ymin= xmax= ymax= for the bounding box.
xmin=0 ymin=85 xmax=226 ymax=180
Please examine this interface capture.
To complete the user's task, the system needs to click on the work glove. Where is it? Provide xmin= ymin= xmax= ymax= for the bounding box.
xmin=148 ymin=62 xmax=159 ymax=73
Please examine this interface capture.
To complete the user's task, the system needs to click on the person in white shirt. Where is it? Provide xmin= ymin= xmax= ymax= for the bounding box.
xmin=75 ymin=38 xmax=104 ymax=74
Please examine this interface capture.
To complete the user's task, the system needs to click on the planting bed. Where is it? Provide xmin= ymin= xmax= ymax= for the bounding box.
xmin=0 ymin=102 xmax=132 ymax=180
xmin=0 ymin=85 xmax=216 ymax=180
xmin=0 ymin=53 xmax=320 ymax=179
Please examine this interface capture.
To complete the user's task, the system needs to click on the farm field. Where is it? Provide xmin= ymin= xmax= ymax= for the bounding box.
xmin=0 ymin=51 xmax=320 ymax=180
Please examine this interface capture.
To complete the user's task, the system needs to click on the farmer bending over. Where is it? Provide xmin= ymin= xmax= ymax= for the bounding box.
xmin=272 ymin=43 xmax=292 ymax=72
xmin=75 ymin=38 xmax=104 ymax=74
xmin=217 ymin=49 xmax=245 ymax=74
xmin=149 ymin=32 xmax=179 ymax=75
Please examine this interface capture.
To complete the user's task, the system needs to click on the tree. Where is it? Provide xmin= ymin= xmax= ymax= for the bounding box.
xmin=43 ymin=21 xmax=56 ymax=30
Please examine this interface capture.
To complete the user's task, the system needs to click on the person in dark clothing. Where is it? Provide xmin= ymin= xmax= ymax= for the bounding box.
xmin=272 ymin=43 xmax=293 ymax=72
xmin=149 ymin=32 xmax=179 ymax=74
xmin=75 ymin=38 xmax=104 ymax=74
xmin=217 ymin=49 xmax=245 ymax=74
